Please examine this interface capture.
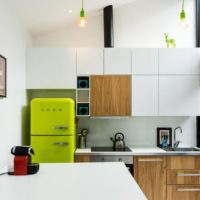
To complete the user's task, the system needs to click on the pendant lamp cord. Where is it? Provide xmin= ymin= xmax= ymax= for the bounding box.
xmin=182 ymin=0 xmax=184 ymax=11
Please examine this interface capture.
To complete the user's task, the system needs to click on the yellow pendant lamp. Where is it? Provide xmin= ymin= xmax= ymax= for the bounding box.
xmin=178 ymin=0 xmax=188 ymax=30
xmin=79 ymin=0 xmax=87 ymax=27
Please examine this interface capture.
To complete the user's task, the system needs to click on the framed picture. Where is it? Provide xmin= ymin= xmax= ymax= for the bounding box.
xmin=0 ymin=55 xmax=6 ymax=97
xmin=157 ymin=128 xmax=172 ymax=148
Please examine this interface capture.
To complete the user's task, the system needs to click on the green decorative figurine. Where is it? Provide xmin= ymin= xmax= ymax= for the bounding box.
xmin=164 ymin=33 xmax=176 ymax=48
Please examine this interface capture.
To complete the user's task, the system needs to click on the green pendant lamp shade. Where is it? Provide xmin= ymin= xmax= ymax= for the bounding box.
xmin=179 ymin=0 xmax=188 ymax=30
xmin=79 ymin=0 xmax=87 ymax=27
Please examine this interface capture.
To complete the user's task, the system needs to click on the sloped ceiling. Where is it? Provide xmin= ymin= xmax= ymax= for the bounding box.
xmin=5 ymin=0 xmax=135 ymax=36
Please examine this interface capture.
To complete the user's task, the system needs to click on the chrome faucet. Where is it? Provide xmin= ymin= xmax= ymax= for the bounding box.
xmin=174 ymin=126 xmax=182 ymax=148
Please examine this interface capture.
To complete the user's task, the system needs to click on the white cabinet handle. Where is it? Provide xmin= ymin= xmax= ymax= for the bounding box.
xmin=177 ymin=173 xmax=200 ymax=177
xmin=177 ymin=188 xmax=200 ymax=192
xmin=52 ymin=142 xmax=69 ymax=146
xmin=138 ymin=158 xmax=163 ymax=162
xmin=53 ymin=126 xmax=68 ymax=130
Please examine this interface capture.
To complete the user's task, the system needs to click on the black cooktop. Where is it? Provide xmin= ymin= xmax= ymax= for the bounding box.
xmin=91 ymin=146 xmax=131 ymax=152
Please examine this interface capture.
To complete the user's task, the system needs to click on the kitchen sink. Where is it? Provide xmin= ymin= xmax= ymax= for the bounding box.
xmin=165 ymin=147 xmax=200 ymax=152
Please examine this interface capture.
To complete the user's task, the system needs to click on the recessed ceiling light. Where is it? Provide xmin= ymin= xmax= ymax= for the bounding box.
xmin=68 ymin=10 xmax=72 ymax=14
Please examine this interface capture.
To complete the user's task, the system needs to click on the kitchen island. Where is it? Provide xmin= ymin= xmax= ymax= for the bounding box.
xmin=0 ymin=162 xmax=147 ymax=200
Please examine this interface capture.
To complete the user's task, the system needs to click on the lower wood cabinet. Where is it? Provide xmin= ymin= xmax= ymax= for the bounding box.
xmin=166 ymin=156 xmax=200 ymax=200
xmin=134 ymin=156 xmax=166 ymax=200
xmin=76 ymin=154 xmax=200 ymax=200
xmin=74 ymin=155 xmax=91 ymax=162
xmin=167 ymin=185 xmax=200 ymax=200
xmin=167 ymin=170 xmax=200 ymax=185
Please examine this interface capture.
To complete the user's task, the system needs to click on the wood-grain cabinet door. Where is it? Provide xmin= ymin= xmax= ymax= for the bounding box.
xmin=90 ymin=75 xmax=131 ymax=116
xmin=75 ymin=155 xmax=91 ymax=162
xmin=134 ymin=156 xmax=166 ymax=200
xmin=167 ymin=185 xmax=200 ymax=200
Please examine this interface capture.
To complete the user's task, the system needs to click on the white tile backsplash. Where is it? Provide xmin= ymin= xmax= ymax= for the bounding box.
xmin=77 ymin=117 xmax=196 ymax=147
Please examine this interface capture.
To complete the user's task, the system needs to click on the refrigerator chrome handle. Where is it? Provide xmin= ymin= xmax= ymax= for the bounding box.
xmin=52 ymin=142 xmax=69 ymax=147
xmin=53 ymin=126 xmax=68 ymax=130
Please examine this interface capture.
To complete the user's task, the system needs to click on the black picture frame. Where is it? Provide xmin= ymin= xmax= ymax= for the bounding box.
xmin=157 ymin=128 xmax=172 ymax=148
xmin=0 ymin=55 xmax=6 ymax=97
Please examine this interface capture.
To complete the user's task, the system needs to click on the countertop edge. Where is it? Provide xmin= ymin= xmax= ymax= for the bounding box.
xmin=75 ymin=148 xmax=200 ymax=156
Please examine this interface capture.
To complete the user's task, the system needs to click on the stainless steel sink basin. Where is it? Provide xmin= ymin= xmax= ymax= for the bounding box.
xmin=165 ymin=147 xmax=200 ymax=152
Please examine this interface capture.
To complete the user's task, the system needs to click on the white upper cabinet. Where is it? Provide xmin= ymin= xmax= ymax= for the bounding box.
xmin=77 ymin=48 xmax=103 ymax=75
xmin=104 ymin=48 xmax=132 ymax=74
xmin=159 ymin=49 xmax=200 ymax=75
xmin=132 ymin=76 xmax=158 ymax=116
xmin=132 ymin=49 xmax=158 ymax=75
xmin=159 ymin=76 xmax=199 ymax=116
xmin=26 ymin=48 xmax=76 ymax=89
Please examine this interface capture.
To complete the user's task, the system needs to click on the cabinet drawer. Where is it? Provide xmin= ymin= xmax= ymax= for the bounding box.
xmin=167 ymin=156 xmax=200 ymax=170
xmin=75 ymin=155 xmax=91 ymax=162
xmin=167 ymin=185 xmax=200 ymax=200
xmin=167 ymin=170 xmax=200 ymax=185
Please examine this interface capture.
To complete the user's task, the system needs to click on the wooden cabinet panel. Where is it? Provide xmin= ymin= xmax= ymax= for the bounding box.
xmin=90 ymin=75 xmax=131 ymax=116
xmin=167 ymin=170 xmax=200 ymax=185
xmin=134 ymin=156 xmax=166 ymax=200
xmin=75 ymin=155 xmax=91 ymax=162
xmin=167 ymin=185 xmax=200 ymax=200
xmin=167 ymin=156 xmax=200 ymax=170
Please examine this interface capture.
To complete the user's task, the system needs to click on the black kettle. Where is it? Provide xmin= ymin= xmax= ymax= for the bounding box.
xmin=110 ymin=132 xmax=126 ymax=151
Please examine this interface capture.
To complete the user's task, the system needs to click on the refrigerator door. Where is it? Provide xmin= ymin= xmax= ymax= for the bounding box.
xmin=31 ymin=136 xmax=75 ymax=163
xmin=31 ymin=98 xmax=75 ymax=136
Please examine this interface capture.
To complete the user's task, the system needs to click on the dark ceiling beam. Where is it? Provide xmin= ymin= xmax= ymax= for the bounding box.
xmin=103 ymin=5 xmax=114 ymax=48
xmin=196 ymin=0 xmax=200 ymax=47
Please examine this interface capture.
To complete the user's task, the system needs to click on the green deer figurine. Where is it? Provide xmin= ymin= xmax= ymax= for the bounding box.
xmin=164 ymin=33 xmax=176 ymax=48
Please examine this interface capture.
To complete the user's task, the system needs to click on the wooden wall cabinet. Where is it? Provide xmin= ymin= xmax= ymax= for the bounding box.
xmin=90 ymin=75 xmax=132 ymax=117
xmin=134 ymin=156 xmax=166 ymax=200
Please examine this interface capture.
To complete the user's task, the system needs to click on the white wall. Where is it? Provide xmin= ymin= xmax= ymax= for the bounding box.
xmin=77 ymin=117 xmax=196 ymax=147
xmin=33 ymin=14 xmax=104 ymax=47
xmin=33 ymin=0 xmax=196 ymax=47
xmin=0 ymin=0 xmax=32 ymax=169
xmin=32 ymin=0 xmax=197 ymax=148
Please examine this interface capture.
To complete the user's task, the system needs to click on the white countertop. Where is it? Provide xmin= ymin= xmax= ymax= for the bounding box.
xmin=131 ymin=147 xmax=166 ymax=154
xmin=76 ymin=147 xmax=165 ymax=156
xmin=0 ymin=163 xmax=147 ymax=200
xmin=75 ymin=147 xmax=200 ymax=156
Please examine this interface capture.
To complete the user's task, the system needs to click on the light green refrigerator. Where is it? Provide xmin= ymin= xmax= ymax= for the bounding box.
xmin=30 ymin=98 xmax=75 ymax=163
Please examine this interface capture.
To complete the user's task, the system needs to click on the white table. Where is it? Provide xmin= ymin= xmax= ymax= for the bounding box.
xmin=0 ymin=162 xmax=147 ymax=200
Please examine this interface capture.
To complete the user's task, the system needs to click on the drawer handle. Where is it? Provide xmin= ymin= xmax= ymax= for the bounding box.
xmin=138 ymin=158 xmax=163 ymax=162
xmin=177 ymin=188 xmax=200 ymax=192
xmin=52 ymin=142 xmax=69 ymax=146
xmin=177 ymin=173 xmax=200 ymax=177
xmin=53 ymin=126 xmax=68 ymax=130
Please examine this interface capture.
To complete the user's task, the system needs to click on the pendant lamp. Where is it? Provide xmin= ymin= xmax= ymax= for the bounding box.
xmin=178 ymin=0 xmax=188 ymax=30
xmin=79 ymin=0 xmax=87 ymax=27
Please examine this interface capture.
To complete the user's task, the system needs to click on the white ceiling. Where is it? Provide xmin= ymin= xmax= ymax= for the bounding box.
xmin=5 ymin=0 xmax=134 ymax=36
